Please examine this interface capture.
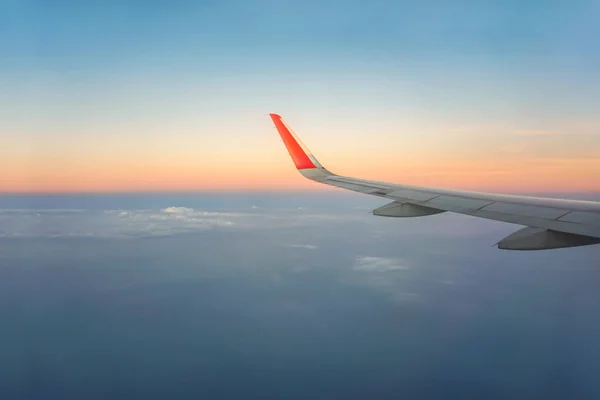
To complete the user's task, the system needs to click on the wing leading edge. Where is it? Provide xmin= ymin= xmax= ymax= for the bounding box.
xmin=269 ymin=113 xmax=600 ymax=250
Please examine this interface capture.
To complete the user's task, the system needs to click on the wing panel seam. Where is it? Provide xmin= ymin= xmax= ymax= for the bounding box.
xmin=554 ymin=211 xmax=572 ymax=221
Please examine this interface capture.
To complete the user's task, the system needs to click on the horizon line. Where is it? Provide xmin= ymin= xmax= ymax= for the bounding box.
xmin=1 ymin=189 xmax=599 ymax=196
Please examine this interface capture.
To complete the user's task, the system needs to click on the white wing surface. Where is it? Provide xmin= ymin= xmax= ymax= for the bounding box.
xmin=269 ymin=113 xmax=600 ymax=250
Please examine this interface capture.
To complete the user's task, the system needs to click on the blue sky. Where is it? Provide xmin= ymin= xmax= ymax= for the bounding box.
xmin=2 ymin=0 xmax=599 ymax=192
xmin=4 ymin=1 xmax=598 ymax=72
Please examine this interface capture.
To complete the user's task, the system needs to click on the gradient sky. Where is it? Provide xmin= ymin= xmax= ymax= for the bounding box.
xmin=2 ymin=0 xmax=599 ymax=193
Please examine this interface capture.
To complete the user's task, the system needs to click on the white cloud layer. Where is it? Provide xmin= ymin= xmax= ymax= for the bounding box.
xmin=0 ymin=207 xmax=241 ymax=239
xmin=345 ymin=256 xmax=420 ymax=304
xmin=0 ymin=207 xmax=368 ymax=239
xmin=353 ymin=256 xmax=409 ymax=272
xmin=161 ymin=206 xmax=194 ymax=214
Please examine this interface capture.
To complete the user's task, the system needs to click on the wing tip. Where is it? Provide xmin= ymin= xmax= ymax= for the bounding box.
xmin=269 ymin=113 xmax=321 ymax=171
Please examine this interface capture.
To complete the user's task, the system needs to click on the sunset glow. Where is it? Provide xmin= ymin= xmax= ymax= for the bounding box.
xmin=2 ymin=1 xmax=599 ymax=194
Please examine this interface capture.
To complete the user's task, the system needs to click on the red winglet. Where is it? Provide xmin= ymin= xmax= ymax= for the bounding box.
xmin=270 ymin=113 xmax=317 ymax=170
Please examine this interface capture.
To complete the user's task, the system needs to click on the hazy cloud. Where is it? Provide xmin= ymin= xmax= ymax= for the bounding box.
xmin=0 ymin=206 xmax=369 ymax=239
xmin=346 ymin=256 xmax=421 ymax=304
xmin=288 ymin=244 xmax=318 ymax=249
xmin=353 ymin=256 xmax=409 ymax=272
xmin=161 ymin=206 xmax=194 ymax=214
xmin=0 ymin=207 xmax=238 ymax=239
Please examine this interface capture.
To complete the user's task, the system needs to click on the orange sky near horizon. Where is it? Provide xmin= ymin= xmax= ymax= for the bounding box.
xmin=4 ymin=109 xmax=600 ymax=194
xmin=2 ymin=76 xmax=599 ymax=195
xmin=3 ymin=136 xmax=599 ymax=194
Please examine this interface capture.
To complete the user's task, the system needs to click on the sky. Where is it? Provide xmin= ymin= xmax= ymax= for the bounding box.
xmin=1 ymin=0 xmax=599 ymax=193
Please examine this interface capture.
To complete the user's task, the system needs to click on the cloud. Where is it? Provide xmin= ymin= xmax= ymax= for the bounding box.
xmin=161 ymin=206 xmax=194 ymax=214
xmin=346 ymin=256 xmax=422 ymax=304
xmin=353 ymin=256 xmax=409 ymax=272
xmin=0 ymin=207 xmax=239 ymax=239
xmin=0 ymin=206 xmax=370 ymax=239
xmin=288 ymin=244 xmax=318 ymax=249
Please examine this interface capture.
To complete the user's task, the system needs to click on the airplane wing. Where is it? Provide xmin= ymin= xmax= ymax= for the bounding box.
xmin=269 ymin=113 xmax=600 ymax=250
